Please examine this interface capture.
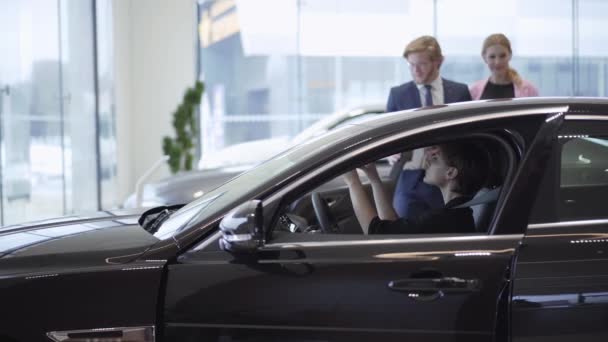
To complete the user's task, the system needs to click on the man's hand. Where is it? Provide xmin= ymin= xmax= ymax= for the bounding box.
xmin=388 ymin=150 xmax=414 ymax=166
xmin=403 ymin=146 xmax=440 ymax=170
xmin=403 ymin=148 xmax=425 ymax=170
xmin=387 ymin=153 xmax=401 ymax=165
xmin=422 ymin=146 xmax=440 ymax=169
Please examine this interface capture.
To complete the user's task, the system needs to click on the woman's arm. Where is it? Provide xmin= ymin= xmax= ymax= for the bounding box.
xmin=343 ymin=170 xmax=377 ymax=234
xmin=361 ymin=164 xmax=397 ymax=221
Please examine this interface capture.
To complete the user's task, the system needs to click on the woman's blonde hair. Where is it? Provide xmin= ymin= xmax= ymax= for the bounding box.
xmin=403 ymin=35 xmax=444 ymax=64
xmin=482 ymin=33 xmax=521 ymax=86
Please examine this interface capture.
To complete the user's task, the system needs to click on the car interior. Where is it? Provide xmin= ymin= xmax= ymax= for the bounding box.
xmin=269 ymin=133 xmax=515 ymax=239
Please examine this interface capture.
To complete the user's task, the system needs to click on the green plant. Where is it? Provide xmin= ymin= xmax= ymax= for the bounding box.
xmin=162 ymin=81 xmax=205 ymax=174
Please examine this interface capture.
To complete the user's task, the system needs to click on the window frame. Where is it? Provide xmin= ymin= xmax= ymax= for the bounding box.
xmin=262 ymin=125 xmax=525 ymax=243
xmin=181 ymin=109 xmax=560 ymax=255
xmin=530 ymin=115 xmax=608 ymax=225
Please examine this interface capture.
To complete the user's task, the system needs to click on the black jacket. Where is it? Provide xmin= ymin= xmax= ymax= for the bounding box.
xmin=369 ymin=196 xmax=475 ymax=234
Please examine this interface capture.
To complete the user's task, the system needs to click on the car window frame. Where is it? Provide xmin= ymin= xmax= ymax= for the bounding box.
xmin=530 ymin=115 xmax=608 ymax=226
xmin=178 ymin=107 xmax=564 ymax=255
xmin=260 ymin=119 xmax=538 ymax=244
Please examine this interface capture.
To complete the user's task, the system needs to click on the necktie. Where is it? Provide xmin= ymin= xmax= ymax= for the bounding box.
xmin=424 ymin=84 xmax=433 ymax=106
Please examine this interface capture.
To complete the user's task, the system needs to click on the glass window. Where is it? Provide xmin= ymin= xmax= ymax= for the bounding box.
xmin=0 ymin=0 xmax=110 ymax=225
xmin=198 ymin=0 xmax=608 ymax=168
xmin=561 ymin=137 xmax=608 ymax=187
xmin=96 ymin=0 xmax=119 ymax=209
xmin=578 ymin=0 xmax=608 ymax=96
xmin=59 ymin=0 xmax=99 ymax=214
xmin=197 ymin=0 xmax=432 ymax=168
xmin=0 ymin=0 xmax=66 ymax=225
xmin=267 ymin=136 xmax=506 ymax=239
xmin=531 ymin=121 xmax=608 ymax=223
xmin=437 ymin=0 xmax=574 ymax=95
xmin=558 ymin=134 xmax=608 ymax=220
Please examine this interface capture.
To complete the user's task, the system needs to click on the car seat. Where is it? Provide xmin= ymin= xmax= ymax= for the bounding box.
xmin=462 ymin=187 xmax=500 ymax=232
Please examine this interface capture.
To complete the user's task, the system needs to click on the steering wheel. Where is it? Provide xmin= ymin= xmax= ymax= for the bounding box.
xmin=311 ymin=192 xmax=341 ymax=233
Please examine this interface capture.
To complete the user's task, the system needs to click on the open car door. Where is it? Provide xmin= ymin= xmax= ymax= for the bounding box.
xmin=161 ymin=112 xmax=564 ymax=342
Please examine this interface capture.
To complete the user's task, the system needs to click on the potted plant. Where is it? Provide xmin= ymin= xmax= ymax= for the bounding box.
xmin=162 ymin=81 xmax=205 ymax=174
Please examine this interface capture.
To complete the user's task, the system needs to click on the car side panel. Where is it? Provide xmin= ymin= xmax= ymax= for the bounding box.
xmin=163 ymin=234 xmax=518 ymax=341
xmin=512 ymin=117 xmax=608 ymax=341
xmin=0 ymin=264 xmax=164 ymax=342
xmin=512 ymin=224 xmax=608 ymax=341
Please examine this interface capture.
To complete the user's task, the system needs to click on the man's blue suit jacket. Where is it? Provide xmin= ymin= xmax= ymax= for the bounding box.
xmin=386 ymin=78 xmax=472 ymax=112
xmin=387 ymin=78 xmax=472 ymax=219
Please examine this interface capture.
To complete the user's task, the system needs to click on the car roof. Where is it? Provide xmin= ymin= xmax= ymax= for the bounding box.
xmin=238 ymin=97 xmax=608 ymax=202
xmin=288 ymin=103 xmax=385 ymax=144
xmin=366 ymin=97 xmax=608 ymax=130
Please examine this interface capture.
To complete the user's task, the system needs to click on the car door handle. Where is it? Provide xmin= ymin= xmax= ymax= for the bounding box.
xmin=388 ymin=277 xmax=480 ymax=301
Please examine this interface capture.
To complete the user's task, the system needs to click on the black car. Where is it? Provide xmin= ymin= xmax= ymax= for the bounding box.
xmin=122 ymin=104 xmax=385 ymax=208
xmin=2 ymin=98 xmax=608 ymax=342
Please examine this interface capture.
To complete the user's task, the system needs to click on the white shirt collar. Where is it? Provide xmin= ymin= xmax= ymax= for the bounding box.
xmin=416 ymin=75 xmax=442 ymax=90
xmin=416 ymin=75 xmax=444 ymax=106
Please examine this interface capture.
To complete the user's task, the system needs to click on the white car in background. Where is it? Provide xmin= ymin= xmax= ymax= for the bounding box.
xmin=123 ymin=104 xmax=385 ymax=208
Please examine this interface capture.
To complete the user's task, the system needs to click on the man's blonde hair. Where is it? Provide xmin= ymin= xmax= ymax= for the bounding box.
xmin=403 ymin=35 xmax=443 ymax=62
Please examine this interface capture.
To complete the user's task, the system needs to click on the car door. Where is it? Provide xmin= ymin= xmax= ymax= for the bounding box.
xmin=512 ymin=115 xmax=608 ymax=341
xmin=161 ymin=112 xmax=562 ymax=342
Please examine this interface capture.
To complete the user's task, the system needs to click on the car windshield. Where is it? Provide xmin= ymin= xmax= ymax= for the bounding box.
xmin=153 ymin=124 xmax=369 ymax=239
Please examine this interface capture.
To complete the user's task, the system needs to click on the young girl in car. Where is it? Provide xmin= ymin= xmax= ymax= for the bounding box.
xmin=343 ymin=141 xmax=487 ymax=234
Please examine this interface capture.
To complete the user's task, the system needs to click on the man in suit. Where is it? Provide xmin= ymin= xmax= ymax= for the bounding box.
xmin=387 ymin=35 xmax=472 ymax=219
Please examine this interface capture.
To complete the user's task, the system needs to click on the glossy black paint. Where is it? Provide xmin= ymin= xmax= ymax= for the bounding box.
xmin=0 ymin=210 xmax=165 ymax=342
xmin=512 ymin=224 xmax=608 ymax=341
xmin=0 ymin=210 xmax=153 ymax=267
xmin=492 ymin=112 xmax=564 ymax=235
xmin=0 ymin=261 xmax=164 ymax=342
xmin=164 ymin=234 xmax=520 ymax=341
xmin=511 ymin=117 xmax=608 ymax=341
xmin=2 ymin=98 xmax=608 ymax=341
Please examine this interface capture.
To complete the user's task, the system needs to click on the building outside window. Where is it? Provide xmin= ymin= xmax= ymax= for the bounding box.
xmin=0 ymin=0 xmax=117 ymax=226
xmin=197 ymin=0 xmax=608 ymax=160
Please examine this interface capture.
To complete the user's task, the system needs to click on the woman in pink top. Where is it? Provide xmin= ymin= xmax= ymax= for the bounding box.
xmin=469 ymin=33 xmax=539 ymax=100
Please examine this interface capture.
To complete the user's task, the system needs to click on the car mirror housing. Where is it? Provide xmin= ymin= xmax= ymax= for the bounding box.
xmin=219 ymin=200 xmax=264 ymax=253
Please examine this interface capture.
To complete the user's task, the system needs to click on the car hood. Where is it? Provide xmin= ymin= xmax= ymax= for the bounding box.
xmin=0 ymin=208 xmax=161 ymax=277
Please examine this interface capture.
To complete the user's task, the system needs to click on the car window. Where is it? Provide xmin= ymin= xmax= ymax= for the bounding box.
xmin=558 ymin=133 xmax=608 ymax=221
xmin=167 ymin=124 xmax=371 ymax=239
xmin=561 ymin=136 xmax=608 ymax=187
xmin=270 ymin=136 xmax=508 ymax=240
xmin=531 ymin=120 xmax=608 ymax=223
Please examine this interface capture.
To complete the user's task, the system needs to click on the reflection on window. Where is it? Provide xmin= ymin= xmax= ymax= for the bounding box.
xmin=561 ymin=136 xmax=608 ymax=187
xmin=198 ymin=0 xmax=608 ymax=167
xmin=0 ymin=0 xmax=116 ymax=226
xmin=559 ymin=134 xmax=608 ymax=221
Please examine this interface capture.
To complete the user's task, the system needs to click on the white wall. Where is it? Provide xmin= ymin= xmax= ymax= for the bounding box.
xmin=113 ymin=0 xmax=197 ymax=202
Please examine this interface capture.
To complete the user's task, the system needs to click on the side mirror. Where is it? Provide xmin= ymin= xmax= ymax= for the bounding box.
xmin=219 ymin=200 xmax=264 ymax=253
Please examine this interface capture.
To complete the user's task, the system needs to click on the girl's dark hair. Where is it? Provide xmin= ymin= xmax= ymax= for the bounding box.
xmin=437 ymin=141 xmax=489 ymax=195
